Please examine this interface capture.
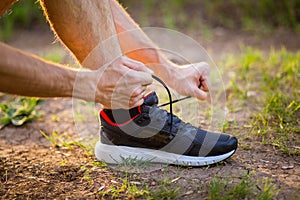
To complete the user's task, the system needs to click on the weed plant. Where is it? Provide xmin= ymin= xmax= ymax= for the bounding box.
xmin=0 ymin=97 xmax=41 ymax=129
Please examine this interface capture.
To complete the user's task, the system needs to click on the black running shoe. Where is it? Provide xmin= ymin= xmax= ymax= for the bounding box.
xmin=95 ymin=91 xmax=238 ymax=166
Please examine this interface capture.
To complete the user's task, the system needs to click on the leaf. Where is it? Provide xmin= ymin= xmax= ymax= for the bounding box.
xmin=0 ymin=97 xmax=40 ymax=128
xmin=11 ymin=116 xmax=31 ymax=126
xmin=0 ymin=115 xmax=11 ymax=129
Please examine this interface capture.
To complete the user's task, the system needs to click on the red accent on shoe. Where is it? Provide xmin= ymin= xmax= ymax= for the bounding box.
xmin=100 ymin=106 xmax=142 ymax=127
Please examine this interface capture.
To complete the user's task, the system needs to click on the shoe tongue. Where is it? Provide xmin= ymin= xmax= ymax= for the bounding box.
xmin=143 ymin=91 xmax=159 ymax=106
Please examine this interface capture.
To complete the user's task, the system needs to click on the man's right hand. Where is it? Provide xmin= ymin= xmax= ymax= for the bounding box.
xmin=74 ymin=56 xmax=153 ymax=109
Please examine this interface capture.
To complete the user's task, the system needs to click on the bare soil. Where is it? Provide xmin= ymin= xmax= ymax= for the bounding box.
xmin=0 ymin=25 xmax=299 ymax=199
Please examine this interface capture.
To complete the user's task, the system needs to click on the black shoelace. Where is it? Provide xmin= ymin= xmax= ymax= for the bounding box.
xmin=152 ymin=75 xmax=192 ymax=134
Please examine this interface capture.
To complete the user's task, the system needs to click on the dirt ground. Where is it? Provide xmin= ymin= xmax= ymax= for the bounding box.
xmin=0 ymin=24 xmax=300 ymax=199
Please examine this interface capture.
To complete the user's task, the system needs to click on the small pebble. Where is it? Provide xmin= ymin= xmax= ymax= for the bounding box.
xmin=185 ymin=190 xmax=194 ymax=195
xmin=281 ymin=165 xmax=294 ymax=170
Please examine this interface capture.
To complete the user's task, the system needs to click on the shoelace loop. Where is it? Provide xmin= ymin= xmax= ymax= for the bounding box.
xmin=152 ymin=75 xmax=192 ymax=134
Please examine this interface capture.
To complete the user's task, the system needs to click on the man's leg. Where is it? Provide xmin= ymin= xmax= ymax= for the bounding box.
xmin=40 ymin=0 xmax=208 ymax=101
xmin=40 ymin=0 xmax=171 ymax=71
xmin=41 ymin=0 xmax=156 ymax=108
xmin=40 ymin=0 xmax=121 ymax=68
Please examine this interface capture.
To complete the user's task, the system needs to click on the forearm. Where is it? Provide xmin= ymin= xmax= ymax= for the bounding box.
xmin=0 ymin=42 xmax=76 ymax=98
xmin=110 ymin=0 xmax=176 ymax=80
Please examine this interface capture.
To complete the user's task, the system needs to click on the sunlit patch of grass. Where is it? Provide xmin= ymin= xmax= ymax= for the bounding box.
xmin=256 ymin=177 xmax=280 ymax=200
xmin=209 ymin=173 xmax=254 ymax=200
xmin=40 ymin=130 xmax=95 ymax=155
xmin=0 ymin=0 xmax=44 ymax=41
xmin=208 ymin=173 xmax=278 ymax=200
xmin=150 ymin=177 xmax=181 ymax=199
xmin=99 ymin=174 xmax=150 ymax=199
xmin=0 ymin=97 xmax=41 ymax=129
xmin=223 ymin=47 xmax=265 ymax=112
xmin=221 ymin=46 xmax=300 ymax=154
xmin=91 ymin=160 xmax=107 ymax=168
xmin=42 ymin=50 xmax=65 ymax=63
xmin=251 ymin=94 xmax=300 ymax=155
xmin=98 ymin=165 xmax=182 ymax=199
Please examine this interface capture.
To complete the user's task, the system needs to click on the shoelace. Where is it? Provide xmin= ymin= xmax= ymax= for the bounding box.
xmin=152 ymin=75 xmax=192 ymax=134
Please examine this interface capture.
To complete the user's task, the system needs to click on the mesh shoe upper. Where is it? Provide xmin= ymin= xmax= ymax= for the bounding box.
xmin=100 ymin=92 xmax=238 ymax=157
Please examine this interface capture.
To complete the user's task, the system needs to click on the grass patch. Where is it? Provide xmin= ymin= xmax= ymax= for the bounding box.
xmin=99 ymin=169 xmax=181 ymax=199
xmin=99 ymin=174 xmax=150 ymax=199
xmin=202 ymin=0 xmax=300 ymax=32
xmin=252 ymin=94 xmax=300 ymax=155
xmin=221 ymin=46 xmax=300 ymax=155
xmin=40 ymin=130 xmax=95 ymax=155
xmin=0 ymin=0 xmax=44 ymax=41
xmin=208 ymin=173 xmax=278 ymax=200
xmin=0 ymin=97 xmax=41 ymax=129
xmin=42 ymin=50 xmax=65 ymax=63
xmin=150 ymin=177 xmax=181 ymax=199
xmin=209 ymin=173 xmax=254 ymax=200
xmin=121 ymin=0 xmax=300 ymax=35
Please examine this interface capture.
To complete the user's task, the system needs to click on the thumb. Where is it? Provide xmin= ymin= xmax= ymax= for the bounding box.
xmin=194 ymin=62 xmax=210 ymax=92
xmin=122 ymin=56 xmax=154 ymax=74
xmin=192 ymin=86 xmax=208 ymax=101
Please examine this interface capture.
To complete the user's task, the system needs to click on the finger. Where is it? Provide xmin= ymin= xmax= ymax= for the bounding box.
xmin=193 ymin=87 xmax=208 ymax=101
xmin=195 ymin=62 xmax=210 ymax=92
xmin=200 ymin=79 xmax=209 ymax=92
xmin=131 ymin=86 xmax=147 ymax=97
xmin=133 ymin=90 xmax=146 ymax=102
xmin=129 ymin=94 xmax=143 ymax=107
xmin=197 ymin=62 xmax=210 ymax=71
xmin=129 ymin=98 xmax=144 ymax=109
xmin=122 ymin=56 xmax=154 ymax=74
xmin=134 ymin=71 xmax=153 ymax=86
xmin=128 ymin=87 xmax=146 ymax=107
xmin=200 ymin=84 xmax=209 ymax=92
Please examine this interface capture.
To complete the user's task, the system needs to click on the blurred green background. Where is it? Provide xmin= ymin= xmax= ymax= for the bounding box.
xmin=1 ymin=0 xmax=300 ymax=41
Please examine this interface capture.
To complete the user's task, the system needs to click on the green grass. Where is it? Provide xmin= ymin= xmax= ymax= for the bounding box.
xmin=221 ymin=46 xmax=300 ymax=155
xmin=120 ymin=0 xmax=300 ymax=35
xmin=208 ymin=173 xmax=278 ymax=200
xmin=251 ymin=94 xmax=300 ymax=155
xmin=42 ymin=51 xmax=65 ymax=63
xmin=203 ymin=0 xmax=300 ymax=32
xmin=150 ymin=177 xmax=181 ymax=199
xmin=40 ymin=130 xmax=94 ymax=151
xmin=0 ymin=0 xmax=44 ymax=41
xmin=99 ymin=174 xmax=150 ymax=199
xmin=0 ymin=97 xmax=41 ymax=129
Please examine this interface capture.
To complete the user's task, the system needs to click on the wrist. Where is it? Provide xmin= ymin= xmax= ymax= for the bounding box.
xmin=72 ymin=69 xmax=97 ymax=102
xmin=157 ymin=63 xmax=180 ymax=88
xmin=149 ymin=61 xmax=178 ymax=85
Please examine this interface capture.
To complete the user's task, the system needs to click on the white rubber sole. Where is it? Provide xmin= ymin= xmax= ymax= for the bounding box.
xmin=95 ymin=141 xmax=235 ymax=167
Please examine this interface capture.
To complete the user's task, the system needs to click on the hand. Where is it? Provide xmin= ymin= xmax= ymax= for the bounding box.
xmin=166 ymin=62 xmax=210 ymax=100
xmin=74 ymin=56 xmax=153 ymax=109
